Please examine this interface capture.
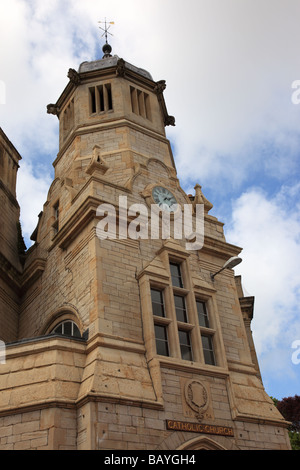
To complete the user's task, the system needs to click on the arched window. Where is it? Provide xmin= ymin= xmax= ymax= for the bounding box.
xmin=51 ymin=320 xmax=81 ymax=338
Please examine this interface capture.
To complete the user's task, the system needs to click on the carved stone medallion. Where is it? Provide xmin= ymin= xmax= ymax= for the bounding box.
xmin=184 ymin=380 xmax=209 ymax=422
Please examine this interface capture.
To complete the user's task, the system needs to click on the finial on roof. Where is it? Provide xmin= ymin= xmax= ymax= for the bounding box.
xmin=98 ymin=18 xmax=114 ymax=58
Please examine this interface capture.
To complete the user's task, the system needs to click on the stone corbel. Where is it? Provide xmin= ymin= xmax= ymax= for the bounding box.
xmin=86 ymin=145 xmax=109 ymax=175
xmin=164 ymin=115 xmax=175 ymax=126
xmin=47 ymin=103 xmax=60 ymax=116
xmin=67 ymin=68 xmax=81 ymax=85
xmin=116 ymin=58 xmax=126 ymax=77
xmin=155 ymin=80 xmax=176 ymax=127
xmin=154 ymin=80 xmax=166 ymax=94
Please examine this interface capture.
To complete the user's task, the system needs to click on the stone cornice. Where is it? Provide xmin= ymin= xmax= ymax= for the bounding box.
xmin=0 ymin=180 xmax=19 ymax=209
xmin=232 ymin=413 xmax=290 ymax=429
xmin=49 ymin=196 xmax=100 ymax=251
xmin=158 ymin=355 xmax=230 ymax=379
xmin=201 ymin=236 xmax=242 ymax=260
xmin=20 ymin=257 xmax=47 ymax=293
xmin=0 ymin=127 xmax=22 ymax=163
xmin=52 ymin=118 xmax=171 ymax=168
xmin=239 ymin=296 xmax=255 ymax=321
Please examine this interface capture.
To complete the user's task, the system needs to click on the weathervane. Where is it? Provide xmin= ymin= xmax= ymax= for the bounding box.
xmin=98 ymin=18 xmax=114 ymax=58
xmin=98 ymin=18 xmax=114 ymax=43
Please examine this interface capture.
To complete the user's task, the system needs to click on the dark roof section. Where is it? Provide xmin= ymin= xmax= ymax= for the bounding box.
xmin=78 ymin=54 xmax=153 ymax=80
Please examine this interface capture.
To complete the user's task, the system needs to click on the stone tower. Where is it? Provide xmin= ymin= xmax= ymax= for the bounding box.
xmin=0 ymin=129 xmax=23 ymax=343
xmin=0 ymin=40 xmax=291 ymax=450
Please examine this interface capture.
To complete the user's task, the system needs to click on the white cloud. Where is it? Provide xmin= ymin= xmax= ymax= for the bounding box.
xmin=225 ymin=184 xmax=300 ymax=396
xmin=226 ymin=185 xmax=300 ymax=356
xmin=16 ymin=160 xmax=52 ymax=246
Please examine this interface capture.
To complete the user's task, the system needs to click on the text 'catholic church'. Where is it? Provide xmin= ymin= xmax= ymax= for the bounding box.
xmin=0 ymin=36 xmax=291 ymax=450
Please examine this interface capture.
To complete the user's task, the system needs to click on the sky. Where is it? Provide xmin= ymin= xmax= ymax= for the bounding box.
xmin=0 ymin=0 xmax=300 ymax=401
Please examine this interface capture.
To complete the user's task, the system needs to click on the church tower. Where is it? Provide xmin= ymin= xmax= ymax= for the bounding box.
xmin=0 ymin=36 xmax=291 ymax=450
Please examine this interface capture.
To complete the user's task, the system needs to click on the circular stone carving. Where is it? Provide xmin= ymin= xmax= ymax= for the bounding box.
xmin=184 ymin=380 xmax=209 ymax=422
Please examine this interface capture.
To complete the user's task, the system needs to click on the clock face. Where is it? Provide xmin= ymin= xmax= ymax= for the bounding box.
xmin=152 ymin=186 xmax=178 ymax=212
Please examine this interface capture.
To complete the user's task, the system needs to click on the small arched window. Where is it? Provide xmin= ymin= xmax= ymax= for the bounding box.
xmin=51 ymin=320 xmax=81 ymax=338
